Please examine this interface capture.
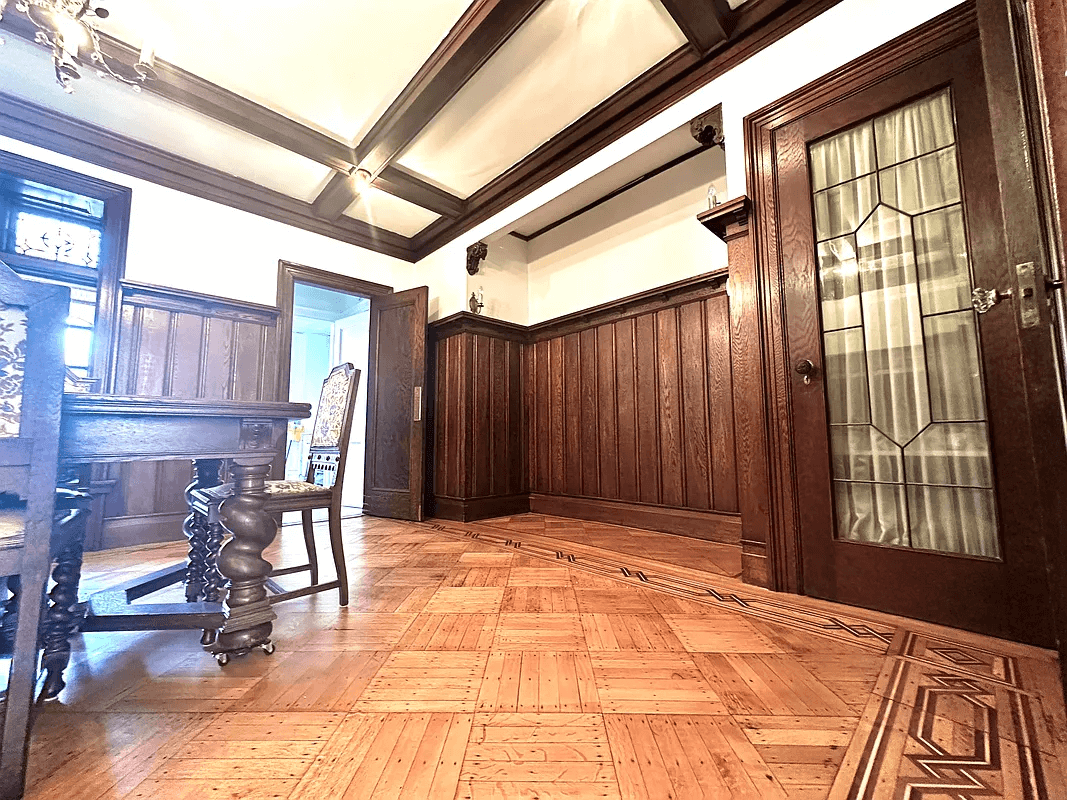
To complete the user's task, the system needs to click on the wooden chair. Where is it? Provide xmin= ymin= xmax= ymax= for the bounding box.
xmin=192 ymin=363 xmax=361 ymax=606
xmin=0 ymin=262 xmax=68 ymax=799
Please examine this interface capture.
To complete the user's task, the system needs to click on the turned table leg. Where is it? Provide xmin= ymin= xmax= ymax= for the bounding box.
xmin=39 ymin=531 xmax=85 ymax=701
xmin=205 ymin=457 xmax=277 ymax=662
xmin=184 ymin=459 xmax=222 ymax=603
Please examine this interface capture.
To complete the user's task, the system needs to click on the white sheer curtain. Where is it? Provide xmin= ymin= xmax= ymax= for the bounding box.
xmin=810 ymin=88 xmax=999 ymax=558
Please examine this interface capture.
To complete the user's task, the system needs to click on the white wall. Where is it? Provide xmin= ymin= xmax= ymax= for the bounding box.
xmin=527 ymin=146 xmax=727 ymax=323
xmin=429 ymin=0 xmax=964 ymax=323
xmin=0 ymin=134 xmax=419 ymax=306
xmin=469 ymin=233 xmax=530 ymax=325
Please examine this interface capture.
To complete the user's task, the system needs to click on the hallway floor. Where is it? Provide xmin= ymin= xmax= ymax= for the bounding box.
xmin=23 ymin=513 xmax=1067 ymax=799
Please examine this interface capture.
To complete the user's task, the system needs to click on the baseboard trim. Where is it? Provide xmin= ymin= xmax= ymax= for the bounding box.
xmin=741 ymin=540 xmax=770 ymax=588
xmin=433 ymin=494 xmax=530 ymax=522
xmin=528 ymin=494 xmax=741 ymax=544
xmin=97 ymin=511 xmax=187 ymax=552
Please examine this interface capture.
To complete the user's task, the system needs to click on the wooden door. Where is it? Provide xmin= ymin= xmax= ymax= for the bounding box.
xmin=364 ymin=286 xmax=428 ymax=521
xmin=778 ymin=36 xmax=1057 ymax=645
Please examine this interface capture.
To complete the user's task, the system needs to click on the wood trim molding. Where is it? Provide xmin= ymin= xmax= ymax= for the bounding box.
xmin=743 ymin=4 xmax=980 ymax=592
xmin=433 ymin=493 xmax=530 ymax=522
xmin=412 ymin=0 xmax=847 ymax=258
xmin=529 ymin=494 xmax=742 ymax=545
xmin=697 ymin=195 xmax=751 ymax=242
xmin=274 ymin=260 xmax=393 ymax=402
xmin=0 ymin=93 xmax=417 ymax=262
xmin=513 ymin=143 xmax=712 ymax=242
xmin=659 ymin=0 xmax=732 ymax=55
xmin=527 ymin=270 xmax=728 ymax=341
xmin=429 ymin=312 xmax=529 ymax=343
xmin=352 ymin=0 xmax=546 ymax=177
xmin=119 ymin=281 xmax=280 ymax=326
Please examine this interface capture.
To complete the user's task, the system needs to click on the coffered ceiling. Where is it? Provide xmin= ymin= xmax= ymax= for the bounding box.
xmin=0 ymin=0 xmax=838 ymax=262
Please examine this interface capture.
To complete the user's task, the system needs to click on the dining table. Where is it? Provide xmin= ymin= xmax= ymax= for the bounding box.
xmin=40 ymin=393 xmax=311 ymax=700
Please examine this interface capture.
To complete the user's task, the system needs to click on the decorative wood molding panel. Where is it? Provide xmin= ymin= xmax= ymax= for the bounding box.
xmin=430 ymin=316 xmax=526 ymax=521
xmin=698 ymin=196 xmax=767 ymax=585
xmin=92 ymin=281 xmax=282 ymax=551
xmin=526 ymin=274 xmax=739 ymax=544
xmin=428 ymin=272 xmax=741 ymax=547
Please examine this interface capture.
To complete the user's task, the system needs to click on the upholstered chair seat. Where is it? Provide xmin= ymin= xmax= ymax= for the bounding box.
xmin=191 ymin=363 xmax=361 ymax=606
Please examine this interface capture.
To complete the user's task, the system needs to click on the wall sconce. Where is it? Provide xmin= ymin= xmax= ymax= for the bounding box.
xmin=469 ymin=288 xmax=484 ymax=315
xmin=466 ymin=241 xmax=488 ymax=275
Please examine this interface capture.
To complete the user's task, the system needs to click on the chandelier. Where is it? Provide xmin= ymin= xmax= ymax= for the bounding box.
xmin=0 ymin=0 xmax=154 ymax=93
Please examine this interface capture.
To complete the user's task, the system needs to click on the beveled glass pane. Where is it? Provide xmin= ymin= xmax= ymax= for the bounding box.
xmin=811 ymin=122 xmax=876 ymax=191
xmin=914 ymin=205 xmax=971 ymax=314
xmin=835 ymin=480 xmax=908 ymax=546
xmin=904 ymin=423 xmax=993 ymax=488
xmin=831 ymin=426 xmax=902 ymax=482
xmin=814 ymin=174 xmax=877 ymax=241
xmin=908 ymin=485 xmax=999 ymax=557
xmin=818 ymin=236 xmax=861 ymax=331
xmin=879 ymin=147 xmax=961 ymax=215
xmin=858 ymin=205 xmax=930 ymax=444
xmin=874 ymin=89 xmax=955 ymax=167
xmin=925 ymin=311 xmax=986 ymax=422
xmin=824 ymin=328 xmax=870 ymax=424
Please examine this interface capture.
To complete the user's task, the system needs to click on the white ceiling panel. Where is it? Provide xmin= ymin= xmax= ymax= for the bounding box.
xmin=395 ymin=0 xmax=687 ymax=197
xmin=510 ymin=123 xmax=712 ymax=237
xmin=1 ymin=35 xmax=333 ymax=201
xmin=343 ymin=187 xmax=441 ymax=238
xmin=95 ymin=0 xmax=473 ymax=142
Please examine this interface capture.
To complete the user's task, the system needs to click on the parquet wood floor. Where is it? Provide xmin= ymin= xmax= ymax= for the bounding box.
xmin=20 ymin=513 xmax=1067 ymax=799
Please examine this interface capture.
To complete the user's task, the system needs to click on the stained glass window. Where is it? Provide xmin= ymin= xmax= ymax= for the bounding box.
xmin=809 ymin=89 xmax=999 ymax=559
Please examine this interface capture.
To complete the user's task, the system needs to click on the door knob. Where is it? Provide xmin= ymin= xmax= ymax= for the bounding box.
xmin=971 ymin=286 xmax=1010 ymax=314
xmin=795 ymin=359 xmax=816 ymax=385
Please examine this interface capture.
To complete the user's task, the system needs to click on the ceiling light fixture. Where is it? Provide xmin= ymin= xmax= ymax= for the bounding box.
xmin=0 ymin=0 xmax=154 ymax=93
xmin=350 ymin=168 xmax=373 ymax=193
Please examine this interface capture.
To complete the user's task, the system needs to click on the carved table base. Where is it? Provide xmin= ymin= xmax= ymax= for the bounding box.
xmin=204 ymin=458 xmax=278 ymax=664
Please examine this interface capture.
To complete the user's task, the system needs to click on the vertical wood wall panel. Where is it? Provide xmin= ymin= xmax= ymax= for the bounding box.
xmin=549 ymin=337 xmax=565 ymax=494
xmin=430 ymin=318 xmax=528 ymax=520
xmin=679 ymin=301 xmax=712 ymax=511
xmin=563 ymin=334 xmax=582 ymax=496
xmin=428 ymin=276 xmax=738 ymax=539
xmin=614 ymin=318 xmax=639 ymax=502
xmin=706 ymin=294 xmax=738 ymax=513
xmin=94 ymin=282 xmax=281 ymax=551
xmin=596 ymin=325 xmax=619 ymax=500
xmin=634 ymin=313 xmax=661 ymax=506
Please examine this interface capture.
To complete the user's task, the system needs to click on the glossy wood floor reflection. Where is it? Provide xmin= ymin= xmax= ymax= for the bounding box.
xmin=24 ymin=514 xmax=1067 ymax=799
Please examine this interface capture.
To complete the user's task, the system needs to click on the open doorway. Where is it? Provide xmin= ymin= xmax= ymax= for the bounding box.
xmin=286 ymin=282 xmax=370 ymax=513
xmin=276 ymin=261 xmax=394 ymax=524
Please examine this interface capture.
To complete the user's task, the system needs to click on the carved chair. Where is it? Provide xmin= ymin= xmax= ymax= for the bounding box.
xmin=193 ymin=363 xmax=361 ymax=606
xmin=0 ymin=261 xmax=68 ymax=799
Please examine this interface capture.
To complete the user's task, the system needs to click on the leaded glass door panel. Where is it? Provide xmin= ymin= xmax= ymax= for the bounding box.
xmin=776 ymin=34 xmax=1056 ymax=646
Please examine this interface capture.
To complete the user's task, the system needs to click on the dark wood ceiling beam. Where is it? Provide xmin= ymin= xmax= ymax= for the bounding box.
xmin=413 ymin=0 xmax=846 ymax=258
xmin=311 ymin=172 xmax=358 ymax=220
xmin=374 ymin=166 xmax=465 ymax=218
xmin=0 ymin=93 xmax=415 ymax=262
xmin=351 ymin=0 xmax=545 ymax=175
xmin=659 ymin=0 xmax=735 ymax=54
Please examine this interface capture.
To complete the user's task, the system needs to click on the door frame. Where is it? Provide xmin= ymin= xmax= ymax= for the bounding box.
xmin=743 ymin=0 xmax=1067 ymax=627
xmin=274 ymin=260 xmax=393 ymax=403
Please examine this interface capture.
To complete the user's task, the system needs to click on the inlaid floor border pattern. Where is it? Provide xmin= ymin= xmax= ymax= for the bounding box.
xmin=423 ymin=519 xmax=896 ymax=653
xmin=26 ymin=514 xmax=1065 ymax=799
xmin=421 ymin=516 xmax=1066 ymax=799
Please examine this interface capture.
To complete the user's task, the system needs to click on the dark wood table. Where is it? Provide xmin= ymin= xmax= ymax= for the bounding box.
xmin=41 ymin=394 xmax=311 ymax=699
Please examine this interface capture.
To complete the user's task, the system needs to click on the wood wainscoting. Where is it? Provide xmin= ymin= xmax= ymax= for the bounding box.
xmin=88 ymin=281 xmax=281 ymax=550
xmin=429 ymin=314 xmax=527 ymax=521
xmin=429 ymin=272 xmax=742 ymax=551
